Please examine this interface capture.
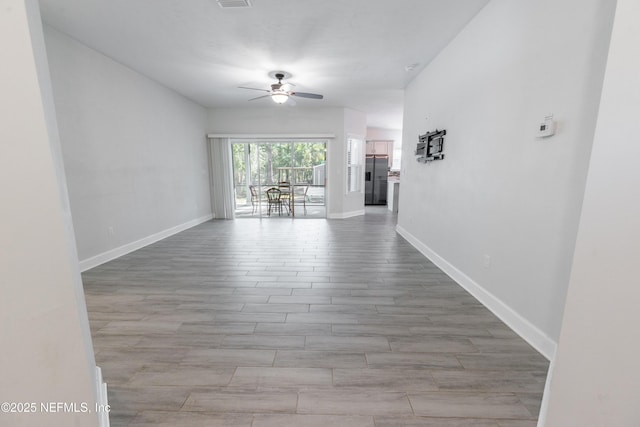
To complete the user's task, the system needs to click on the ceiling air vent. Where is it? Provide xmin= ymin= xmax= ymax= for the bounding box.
xmin=216 ymin=0 xmax=252 ymax=8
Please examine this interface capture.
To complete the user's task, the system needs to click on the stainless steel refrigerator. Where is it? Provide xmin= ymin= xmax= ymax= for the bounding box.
xmin=365 ymin=155 xmax=388 ymax=205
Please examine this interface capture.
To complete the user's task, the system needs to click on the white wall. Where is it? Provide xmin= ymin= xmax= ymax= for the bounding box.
xmin=397 ymin=0 xmax=616 ymax=357
xmin=541 ymin=1 xmax=640 ymax=424
xmin=44 ymin=26 xmax=211 ymax=268
xmin=344 ymin=108 xmax=368 ymax=215
xmin=0 ymin=0 xmax=99 ymax=425
xmin=207 ymin=106 xmax=367 ymax=218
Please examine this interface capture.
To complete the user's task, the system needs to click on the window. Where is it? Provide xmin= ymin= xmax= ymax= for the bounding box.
xmin=230 ymin=140 xmax=327 ymax=218
xmin=346 ymin=136 xmax=363 ymax=193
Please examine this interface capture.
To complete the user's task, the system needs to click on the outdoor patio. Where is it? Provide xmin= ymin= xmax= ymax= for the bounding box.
xmin=235 ymin=185 xmax=326 ymax=218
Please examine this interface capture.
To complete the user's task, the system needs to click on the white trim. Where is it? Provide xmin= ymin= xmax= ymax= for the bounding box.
xmin=95 ymin=366 xmax=109 ymax=427
xmin=396 ymin=224 xmax=557 ymax=361
xmin=78 ymin=214 xmax=213 ymax=272
xmin=207 ymin=133 xmax=335 ymax=139
xmin=328 ymin=209 xmax=365 ymax=219
xmin=536 ymin=358 xmax=555 ymax=427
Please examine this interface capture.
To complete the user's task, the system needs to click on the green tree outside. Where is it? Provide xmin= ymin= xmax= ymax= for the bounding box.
xmin=232 ymin=141 xmax=326 ymax=201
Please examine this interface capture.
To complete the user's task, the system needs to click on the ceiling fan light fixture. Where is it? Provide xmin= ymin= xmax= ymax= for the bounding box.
xmin=240 ymin=72 xmax=323 ymax=105
xmin=271 ymin=93 xmax=289 ymax=104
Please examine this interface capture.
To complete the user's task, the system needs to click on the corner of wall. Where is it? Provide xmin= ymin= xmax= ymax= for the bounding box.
xmin=397 ymin=224 xmax=557 ymax=360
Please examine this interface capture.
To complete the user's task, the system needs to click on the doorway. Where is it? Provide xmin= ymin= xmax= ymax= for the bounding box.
xmin=231 ymin=140 xmax=327 ymax=218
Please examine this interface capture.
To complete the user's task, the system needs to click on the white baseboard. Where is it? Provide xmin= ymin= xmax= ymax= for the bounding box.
xmin=79 ymin=214 xmax=213 ymax=272
xmin=536 ymin=358 xmax=555 ymax=427
xmin=327 ymin=209 xmax=365 ymax=219
xmin=396 ymin=224 xmax=557 ymax=361
xmin=95 ymin=366 xmax=109 ymax=427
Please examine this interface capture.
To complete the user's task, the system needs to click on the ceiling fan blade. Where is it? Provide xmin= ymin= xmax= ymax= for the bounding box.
xmin=239 ymin=86 xmax=270 ymax=93
xmin=286 ymin=96 xmax=297 ymax=106
xmin=291 ymin=92 xmax=323 ymax=100
xmin=248 ymin=94 xmax=271 ymax=101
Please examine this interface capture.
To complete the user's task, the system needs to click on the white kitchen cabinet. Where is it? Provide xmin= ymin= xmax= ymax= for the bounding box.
xmin=387 ymin=181 xmax=400 ymax=214
xmin=366 ymin=140 xmax=395 ymax=174
xmin=366 ymin=140 xmax=393 ymax=156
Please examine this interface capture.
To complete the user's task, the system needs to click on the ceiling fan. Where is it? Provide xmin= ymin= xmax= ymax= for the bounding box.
xmin=239 ymin=72 xmax=323 ymax=105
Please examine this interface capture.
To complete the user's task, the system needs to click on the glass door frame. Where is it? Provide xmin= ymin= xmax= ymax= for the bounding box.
xmin=231 ymin=138 xmax=328 ymax=219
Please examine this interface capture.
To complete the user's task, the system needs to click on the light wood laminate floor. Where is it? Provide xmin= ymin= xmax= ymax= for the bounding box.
xmin=83 ymin=207 xmax=549 ymax=426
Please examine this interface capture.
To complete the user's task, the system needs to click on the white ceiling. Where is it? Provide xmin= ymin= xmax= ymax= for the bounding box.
xmin=39 ymin=0 xmax=489 ymax=129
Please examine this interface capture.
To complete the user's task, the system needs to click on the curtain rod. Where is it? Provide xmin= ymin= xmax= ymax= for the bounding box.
xmin=207 ymin=133 xmax=335 ymax=139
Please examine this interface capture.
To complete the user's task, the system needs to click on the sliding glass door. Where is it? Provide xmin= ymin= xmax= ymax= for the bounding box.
xmin=231 ymin=140 xmax=326 ymax=218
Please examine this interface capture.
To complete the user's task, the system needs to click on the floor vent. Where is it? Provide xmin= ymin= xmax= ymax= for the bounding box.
xmin=216 ymin=0 xmax=252 ymax=8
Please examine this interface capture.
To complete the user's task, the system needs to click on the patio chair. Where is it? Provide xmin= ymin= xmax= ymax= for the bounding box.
xmin=266 ymin=187 xmax=285 ymax=216
xmin=249 ymin=185 xmax=260 ymax=214
xmin=293 ymin=185 xmax=309 ymax=215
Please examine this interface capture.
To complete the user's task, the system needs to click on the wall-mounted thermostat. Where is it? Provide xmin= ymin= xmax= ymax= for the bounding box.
xmin=537 ymin=114 xmax=556 ymax=138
